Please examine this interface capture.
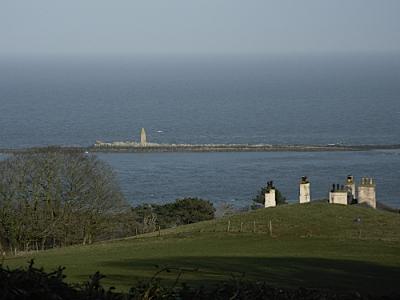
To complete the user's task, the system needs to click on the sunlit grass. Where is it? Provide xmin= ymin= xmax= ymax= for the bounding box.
xmin=5 ymin=202 xmax=400 ymax=294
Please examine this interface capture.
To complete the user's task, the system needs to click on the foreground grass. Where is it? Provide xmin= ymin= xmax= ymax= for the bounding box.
xmin=4 ymin=202 xmax=400 ymax=295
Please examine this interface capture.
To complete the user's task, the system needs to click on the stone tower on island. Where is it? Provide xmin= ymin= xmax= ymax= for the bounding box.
xmin=140 ymin=128 xmax=147 ymax=146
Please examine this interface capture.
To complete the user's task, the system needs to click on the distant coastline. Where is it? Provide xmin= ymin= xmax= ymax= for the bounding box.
xmin=1 ymin=143 xmax=400 ymax=154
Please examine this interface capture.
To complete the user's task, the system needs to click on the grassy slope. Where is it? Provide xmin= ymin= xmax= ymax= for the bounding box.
xmin=4 ymin=202 xmax=400 ymax=294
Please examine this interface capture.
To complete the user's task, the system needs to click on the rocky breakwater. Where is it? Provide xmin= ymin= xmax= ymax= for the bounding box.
xmin=89 ymin=142 xmax=400 ymax=153
xmin=1 ymin=143 xmax=400 ymax=154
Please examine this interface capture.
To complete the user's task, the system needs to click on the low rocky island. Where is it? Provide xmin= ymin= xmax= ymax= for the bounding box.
xmin=1 ymin=128 xmax=400 ymax=154
xmin=90 ymin=142 xmax=400 ymax=153
xmin=88 ymin=128 xmax=400 ymax=153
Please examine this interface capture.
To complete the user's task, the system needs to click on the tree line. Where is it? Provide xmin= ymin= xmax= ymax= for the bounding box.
xmin=0 ymin=147 xmax=282 ymax=255
xmin=0 ymin=149 xmax=128 ymax=254
xmin=0 ymin=149 xmax=215 ymax=255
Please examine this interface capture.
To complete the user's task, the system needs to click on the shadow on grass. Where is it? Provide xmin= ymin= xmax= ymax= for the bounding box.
xmin=98 ymin=256 xmax=400 ymax=294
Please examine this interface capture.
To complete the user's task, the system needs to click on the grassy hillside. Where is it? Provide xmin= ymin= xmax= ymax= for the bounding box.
xmin=4 ymin=202 xmax=400 ymax=294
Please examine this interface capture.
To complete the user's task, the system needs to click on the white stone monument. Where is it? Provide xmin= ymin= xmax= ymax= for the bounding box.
xmin=264 ymin=181 xmax=276 ymax=208
xmin=299 ymin=176 xmax=311 ymax=203
xmin=140 ymin=128 xmax=147 ymax=146
xmin=358 ymin=177 xmax=376 ymax=208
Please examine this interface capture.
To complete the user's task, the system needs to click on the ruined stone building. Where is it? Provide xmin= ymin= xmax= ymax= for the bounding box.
xmin=329 ymin=184 xmax=351 ymax=205
xmin=263 ymin=175 xmax=377 ymax=209
xmin=329 ymin=176 xmax=376 ymax=208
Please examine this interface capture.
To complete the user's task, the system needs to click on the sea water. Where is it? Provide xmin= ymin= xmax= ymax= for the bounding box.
xmin=97 ymin=150 xmax=400 ymax=207
xmin=1 ymin=54 xmax=399 ymax=206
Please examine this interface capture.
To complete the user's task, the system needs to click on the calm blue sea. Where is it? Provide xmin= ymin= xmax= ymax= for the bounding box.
xmin=1 ymin=54 xmax=399 ymax=207
xmin=97 ymin=150 xmax=400 ymax=207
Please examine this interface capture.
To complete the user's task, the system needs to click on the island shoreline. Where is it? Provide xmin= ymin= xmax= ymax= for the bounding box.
xmin=1 ymin=143 xmax=400 ymax=154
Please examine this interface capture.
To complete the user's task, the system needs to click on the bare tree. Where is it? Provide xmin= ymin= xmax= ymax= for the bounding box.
xmin=0 ymin=148 xmax=128 ymax=254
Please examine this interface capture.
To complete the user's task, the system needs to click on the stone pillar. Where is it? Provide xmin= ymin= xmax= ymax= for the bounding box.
xmin=329 ymin=184 xmax=349 ymax=205
xmin=140 ymin=128 xmax=147 ymax=145
xmin=358 ymin=177 xmax=376 ymax=208
xmin=264 ymin=181 xmax=276 ymax=208
xmin=265 ymin=189 xmax=276 ymax=208
xmin=345 ymin=175 xmax=356 ymax=202
xmin=299 ymin=176 xmax=311 ymax=203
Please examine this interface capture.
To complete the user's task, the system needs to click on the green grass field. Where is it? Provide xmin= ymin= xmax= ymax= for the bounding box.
xmin=4 ymin=202 xmax=400 ymax=295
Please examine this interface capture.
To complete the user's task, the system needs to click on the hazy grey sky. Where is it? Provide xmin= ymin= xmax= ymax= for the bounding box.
xmin=1 ymin=0 xmax=400 ymax=56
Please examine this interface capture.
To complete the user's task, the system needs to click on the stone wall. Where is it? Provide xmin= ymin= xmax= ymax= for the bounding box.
xmin=329 ymin=191 xmax=348 ymax=205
